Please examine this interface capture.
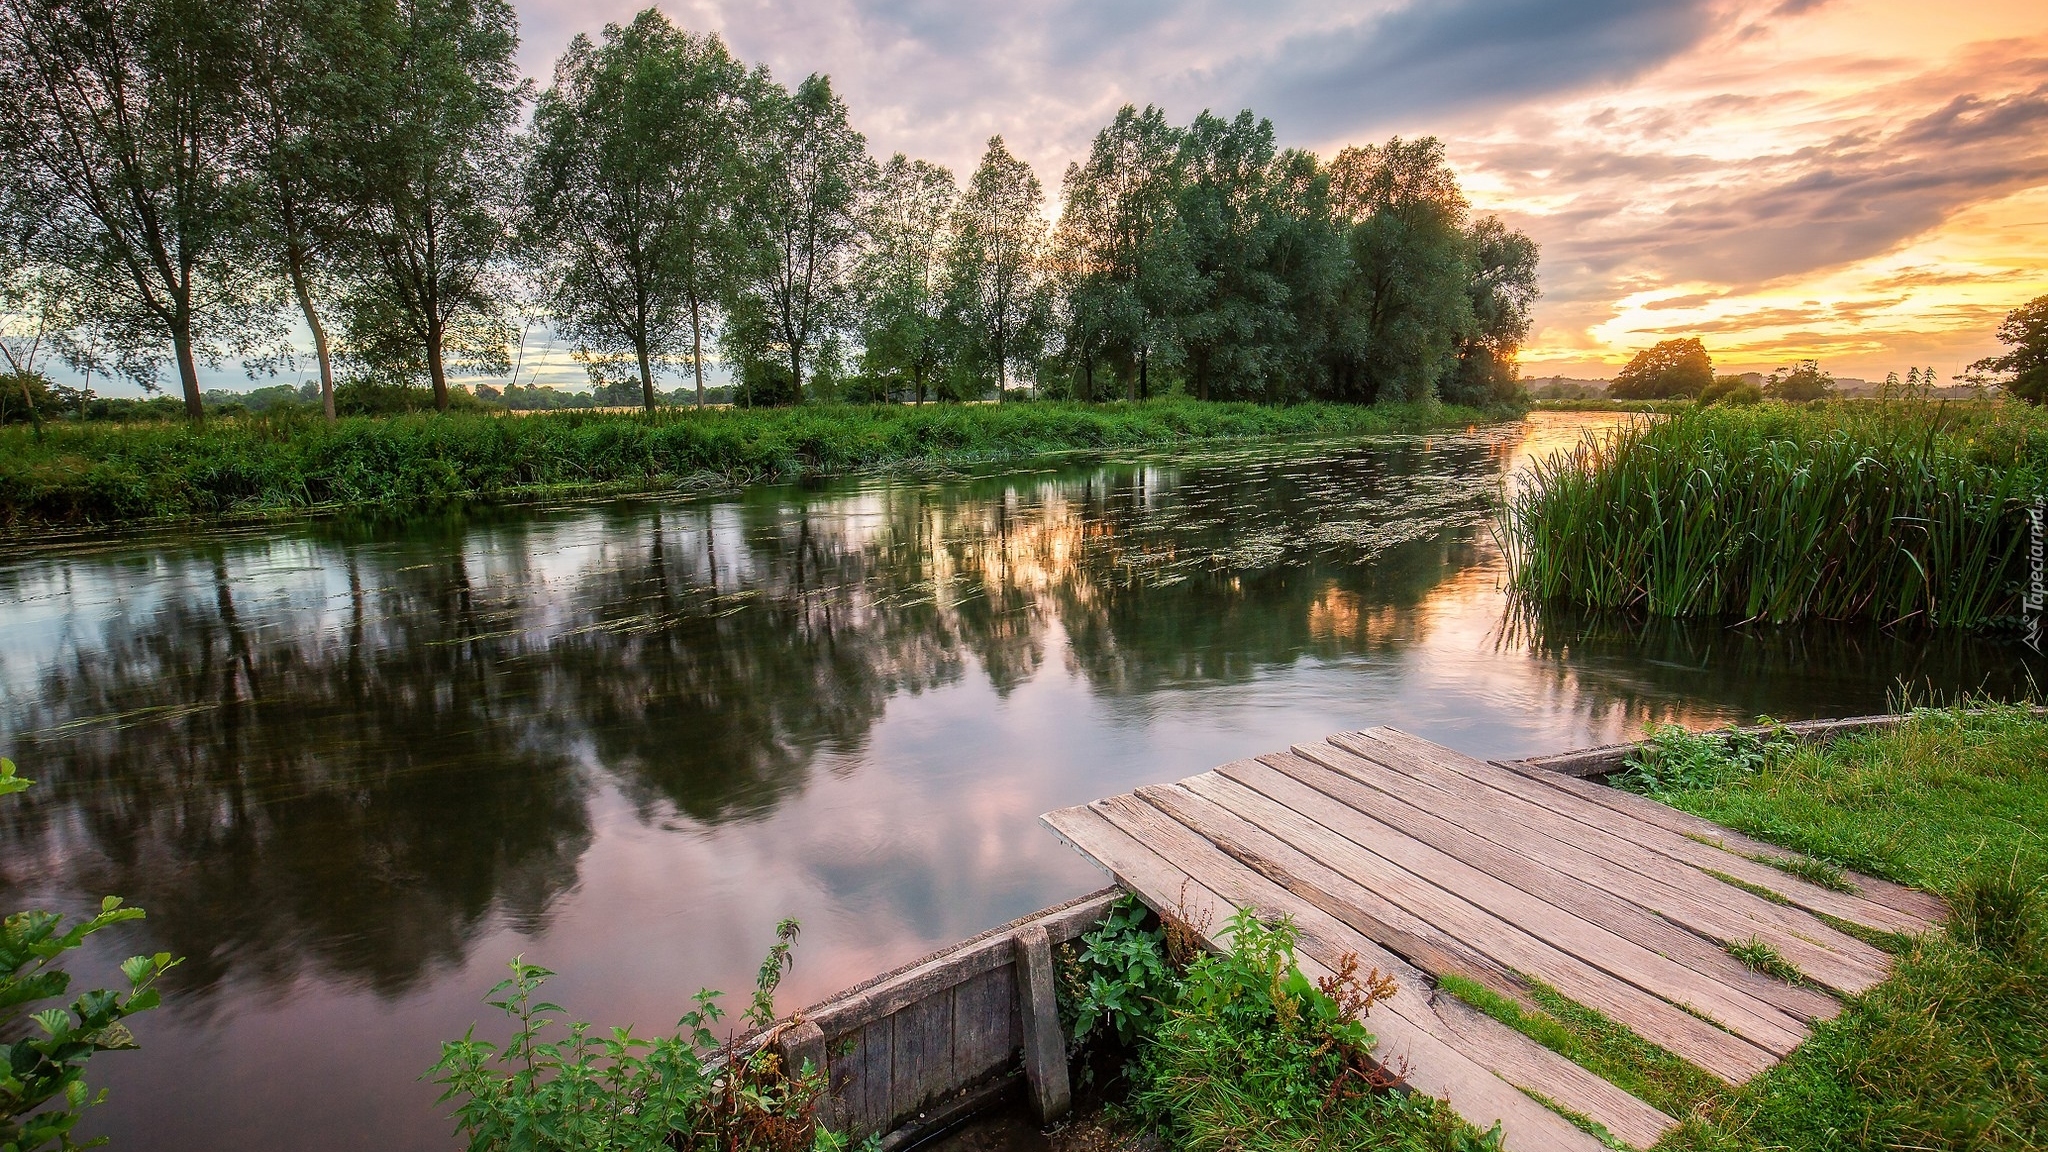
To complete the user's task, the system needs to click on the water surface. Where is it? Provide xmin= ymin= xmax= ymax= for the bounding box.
xmin=0 ymin=412 xmax=2037 ymax=1151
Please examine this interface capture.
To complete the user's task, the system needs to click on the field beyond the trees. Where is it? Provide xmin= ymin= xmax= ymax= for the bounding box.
xmin=0 ymin=398 xmax=1503 ymax=532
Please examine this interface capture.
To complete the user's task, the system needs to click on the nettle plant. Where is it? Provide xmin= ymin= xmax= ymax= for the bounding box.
xmin=431 ymin=918 xmax=849 ymax=1152
xmin=2 ymin=759 xmax=179 ymax=1152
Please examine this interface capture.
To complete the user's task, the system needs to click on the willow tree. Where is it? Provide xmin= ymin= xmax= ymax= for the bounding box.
xmin=523 ymin=10 xmax=756 ymax=411
xmin=857 ymin=155 xmax=957 ymax=403
xmin=732 ymin=73 xmax=870 ymax=403
xmin=947 ymin=137 xmax=1045 ymax=401
xmin=340 ymin=0 xmax=525 ymax=411
xmin=0 ymin=0 xmax=267 ymax=421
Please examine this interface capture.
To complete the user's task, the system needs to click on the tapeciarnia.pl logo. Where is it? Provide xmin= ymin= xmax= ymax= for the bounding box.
xmin=2028 ymin=498 xmax=2045 ymax=654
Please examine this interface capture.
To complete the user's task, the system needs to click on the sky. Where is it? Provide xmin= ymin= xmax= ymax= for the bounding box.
xmin=500 ymin=0 xmax=2048 ymax=385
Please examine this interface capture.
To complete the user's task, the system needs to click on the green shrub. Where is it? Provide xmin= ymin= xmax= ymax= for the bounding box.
xmin=2 ymin=759 xmax=179 ymax=1152
xmin=430 ymin=919 xmax=844 ymax=1152
xmin=1610 ymin=723 xmax=1798 ymax=798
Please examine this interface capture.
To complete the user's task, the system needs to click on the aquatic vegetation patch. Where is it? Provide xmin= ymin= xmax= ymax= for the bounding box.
xmin=1495 ymin=402 xmax=2048 ymax=630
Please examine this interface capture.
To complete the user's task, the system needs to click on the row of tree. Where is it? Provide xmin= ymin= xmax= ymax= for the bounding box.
xmin=0 ymin=1 xmax=1541 ymax=421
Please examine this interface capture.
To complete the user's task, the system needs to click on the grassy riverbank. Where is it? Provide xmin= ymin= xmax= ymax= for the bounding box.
xmin=0 ymin=398 xmax=1502 ymax=532
xmin=1496 ymin=402 xmax=2048 ymax=630
xmin=1449 ymin=706 xmax=2046 ymax=1150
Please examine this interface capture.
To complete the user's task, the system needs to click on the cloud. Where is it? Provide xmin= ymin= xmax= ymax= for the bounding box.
xmin=1232 ymin=0 xmax=1726 ymax=139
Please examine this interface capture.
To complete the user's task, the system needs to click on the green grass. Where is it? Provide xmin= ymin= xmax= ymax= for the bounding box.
xmin=1447 ymin=706 xmax=2047 ymax=1151
xmin=1495 ymin=401 xmax=2048 ymax=630
xmin=0 ymin=398 xmax=1501 ymax=531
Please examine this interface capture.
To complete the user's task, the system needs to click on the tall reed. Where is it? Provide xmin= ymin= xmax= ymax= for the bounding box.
xmin=1495 ymin=403 xmax=2048 ymax=630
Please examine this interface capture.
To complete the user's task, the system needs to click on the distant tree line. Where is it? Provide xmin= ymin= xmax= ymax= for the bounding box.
xmin=0 ymin=3 xmax=1540 ymax=423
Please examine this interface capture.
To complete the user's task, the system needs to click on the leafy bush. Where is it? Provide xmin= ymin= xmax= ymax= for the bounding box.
xmin=1129 ymin=909 xmax=1493 ymax=1152
xmin=1610 ymin=723 xmax=1798 ymax=797
xmin=1 ymin=759 xmax=179 ymax=1152
xmin=1061 ymin=897 xmax=1174 ymax=1047
xmin=430 ymin=919 xmax=841 ymax=1152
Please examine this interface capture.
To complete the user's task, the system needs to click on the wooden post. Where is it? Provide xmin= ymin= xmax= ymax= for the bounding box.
xmin=1012 ymin=925 xmax=1070 ymax=1122
xmin=776 ymin=1019 xmax=828 ymax=1082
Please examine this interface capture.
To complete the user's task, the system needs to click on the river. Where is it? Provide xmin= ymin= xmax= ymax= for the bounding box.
xmin=0 ymin=411 xmax=2037 ymax=1150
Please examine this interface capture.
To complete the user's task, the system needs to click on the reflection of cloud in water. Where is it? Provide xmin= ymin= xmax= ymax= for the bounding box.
xmin=0 ymin=412 xmax=2039 ymax=1152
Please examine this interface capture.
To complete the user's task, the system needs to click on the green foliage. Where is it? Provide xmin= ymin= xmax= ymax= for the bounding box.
xmin=1763 ymin=359 xmax=1835 ymax=402
xmin=1698 ymin=375 xmax=1763 ymax=407
xmin=1496 ymin=402 xmax=2048 ymax=629
xmin=1610 ymin=723 xmax=1798 ymax=798
xmin=1968 ymin=293 xmax=2048 ymax=404
xmin=431 ymin=923 xmax=841 ymax=1152
xmin=1 ymin=759 xmax=180 ymax=1152
xmin=0 ymin=397 xmax=1497 ymax=529
xmin=1609 ymin=337 xmax=1714 ymax=400
xmin=1128 ymin=909 xmax=1492 ymax=1152
xmin=1062 ymin=897 xmax=1174 ymax=1047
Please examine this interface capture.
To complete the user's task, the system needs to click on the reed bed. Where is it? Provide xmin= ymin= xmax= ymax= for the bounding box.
xmin=1495 ymin=402 xmax=2048 ymax=630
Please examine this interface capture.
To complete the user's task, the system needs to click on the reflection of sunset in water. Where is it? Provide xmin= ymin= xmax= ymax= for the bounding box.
xmin=0 ymin=411 xmax=2037 ymax=1152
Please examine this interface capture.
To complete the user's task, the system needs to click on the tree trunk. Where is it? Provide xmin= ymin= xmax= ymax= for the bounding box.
xmin=637 ymin=339 xmax=656 ymax=412
xmin=173 ymin=315 xmax=204 ymax=422
xmin=426 ymin=318 xmax=451 ymax=412
xmin=286 ymin=251 xmax=337 ymax=422
xmin=690 ymin=293 xmax=706 ymax=408
xmin=789 ymin=345 xmax=803 ymax=406
xmin=995 ymin=327 xmax=1006 ymax=404
xmin=1082 ymin=350 xmax=1093 ymax=403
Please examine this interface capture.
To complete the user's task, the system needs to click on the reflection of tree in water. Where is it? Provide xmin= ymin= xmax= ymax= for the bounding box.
xmin=1499 ymin=605 xmax=2048 ymax=729
xmin=0 ymin=434 xmax=1515 ymax=1002
xmin=1 ymin=543 xmax=590 ymax=1002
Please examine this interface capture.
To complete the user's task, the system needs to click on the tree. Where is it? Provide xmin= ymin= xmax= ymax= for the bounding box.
xmin=0 ymin=0 xmax=270 ymax=420
xmin=732 ymin=73 xmax=870 ymax=404
xmin=523 ymin=11 xmax=755 ymax=412
xmin=1172 ymin=111 xmax=1291 ymax=402
xmin=1445 ymin=215 xmax=1540 ymax=406
xmin=339 ymin=0 xmax=526 ymax=411
xmin=1610 ymin=337 xmax=1714 ymax=400
xmin=1765 ymin=358 xmax=1833 ymax=402
xmin=244 ymin=0 xmax=381 ymax=422
xmin=856 ymin=154 xmax=956 ymax=403
xmin=1327 ymin=137 xmax=1474 ymax=403
xmin=947 ymin=137 xmax=1046 ymax=401
xmin=1968 ymin=294 xmax=2048 ymax=404
xmin=1051 ymin=105 xmax=1189 ymax=401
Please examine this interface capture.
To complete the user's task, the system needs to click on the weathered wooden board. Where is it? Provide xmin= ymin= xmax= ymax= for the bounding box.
xmin=1201 ymin=761 xmax=1810 ymax=1052
xmin=1321 ymin=732 xmax=1892 ymax=992
xmin=1356 ymin=728 xmax=1930 ymax=936
xmin=1493 ymin=757 xmax=1948 ymax=924
xmin=1150 ymin=776 xmax=1777 ymax=1083
xmin=1250 ymin=749 xmax=1840 ymax=1023
xmin=1046 ymin=801 xmax=1623 ymax=1152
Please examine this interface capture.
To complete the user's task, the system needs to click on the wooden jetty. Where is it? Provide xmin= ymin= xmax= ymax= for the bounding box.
xmin=1043 ymin=727 xmax=1946 ymax=1152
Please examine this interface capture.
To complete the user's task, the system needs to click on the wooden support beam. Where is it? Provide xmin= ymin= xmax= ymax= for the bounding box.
xmin=1013 ymin=925 xmax=1071 ymax=1122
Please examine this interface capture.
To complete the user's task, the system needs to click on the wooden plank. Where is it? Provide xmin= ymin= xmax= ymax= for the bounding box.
xmin=1101 ymin=773 xmax=1536 ymax=1006
xmin=1495 ymin=758 xmax=1948 ymax=925
xmin=1422 ymin=991 xmax=1672 ymax=1152
xmin=1246 ymin=750 xmax=1840 ymax=1024
xmin=1050 ymin=802 xmax=1613 ymax=1152
xmin=846 ymin=1020 xmax=893 ymax=1136
xmin=1148 ymin=778 xmax=1777 ymax=1084
xmin=949 ymin=963 xmax=1017 ymax=1080
xmin=888 ymin=993 xmax=954 ymax=1119
xmin=1357 ymin=728 xmax=1929 ymax=937
xmin=1206 ymin=760 xmax=1812 ymax=1053
xmin=1013 ymin=926 xmax=1071 ymax=1121
xmin=1317 ymin=734 xmax=1891 ymax=994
